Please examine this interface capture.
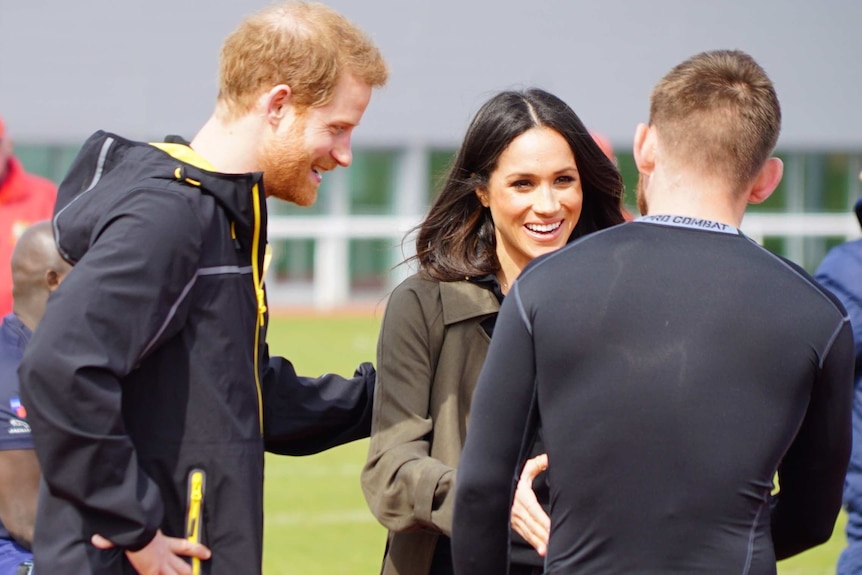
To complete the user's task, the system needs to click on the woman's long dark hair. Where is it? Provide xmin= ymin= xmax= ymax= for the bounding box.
xmin=411 ymin=88 xmax=625 ymax=281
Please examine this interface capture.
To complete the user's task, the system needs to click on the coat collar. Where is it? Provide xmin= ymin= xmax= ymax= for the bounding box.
xmin=439 ymin=280 xmax=500 ymax=326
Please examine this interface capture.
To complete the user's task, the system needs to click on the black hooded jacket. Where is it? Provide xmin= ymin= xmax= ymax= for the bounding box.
xmin=18 ymin=131 xmax=375 ymax=575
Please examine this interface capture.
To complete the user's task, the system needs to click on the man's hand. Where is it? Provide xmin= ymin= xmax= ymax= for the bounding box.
xmin=91 ymin=529 xmax=211 ymax=575
xmin=511 ymin=453 xmax=550 ymax=556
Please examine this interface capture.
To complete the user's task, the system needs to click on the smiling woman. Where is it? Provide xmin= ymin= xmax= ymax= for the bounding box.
xmin=360 ymin=88 xmax=625 ymax=575
xmin=476 ymin=126 xmax=584 ymax=292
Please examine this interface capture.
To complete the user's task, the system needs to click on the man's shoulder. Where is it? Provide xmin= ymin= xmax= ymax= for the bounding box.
xmin=0 ymin=315 xmax=28 ymax=356
xmin=816 ymin=238 xmax=862 ymax=284
xmin=815 ymin=239 xmax=862 ymax=326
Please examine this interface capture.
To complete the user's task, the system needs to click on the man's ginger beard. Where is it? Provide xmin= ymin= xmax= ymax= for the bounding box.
xmin=258 ymin=114 xmax=318 ymax=207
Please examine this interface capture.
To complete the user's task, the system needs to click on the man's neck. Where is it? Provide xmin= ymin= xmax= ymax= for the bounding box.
xmin=644 ymin=169 xmax=748 ymax=228
xmin=12 ymin=306 xmax=38 ymax=333
xmin=189 ymin=108 xmax=261 ymax=174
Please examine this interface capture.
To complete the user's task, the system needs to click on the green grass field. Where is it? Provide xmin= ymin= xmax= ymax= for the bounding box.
xmin=262 ymin=313 xmax=847 ymax=574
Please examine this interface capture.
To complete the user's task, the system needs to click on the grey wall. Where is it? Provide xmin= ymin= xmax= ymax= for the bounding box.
xmin=2 ymin=0 xmax=860 ymax=150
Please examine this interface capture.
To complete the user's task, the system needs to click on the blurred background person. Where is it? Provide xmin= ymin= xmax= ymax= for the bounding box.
xmin=361 ymin=88 xmax=624 ymax=575
xmin=0 ymin=117 xmax=57 ymax=317
xmin=0 ymin=221 xmax=70 ymax=575
xmin=589 ymin=130 xmax=635 ymax=221
xmin=815 ymin=171 xmax=862 ymax=575
xmin=589 ymin=130 xmax=615 ymax=165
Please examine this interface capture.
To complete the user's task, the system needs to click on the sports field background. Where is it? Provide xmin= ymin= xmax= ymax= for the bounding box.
xmin=263 ymin=313 xmax=847 ymax=574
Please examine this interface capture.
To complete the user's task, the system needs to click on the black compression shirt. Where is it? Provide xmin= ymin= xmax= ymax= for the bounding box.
xmin=452 ymin=216 xmax=854 ymax=575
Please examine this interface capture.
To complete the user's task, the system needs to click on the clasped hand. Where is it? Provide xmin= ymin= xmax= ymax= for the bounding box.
xmin=511 ymin=453 xmax=551 ymax=557
xmin=91 ymin=529 xmax=211 ymax=575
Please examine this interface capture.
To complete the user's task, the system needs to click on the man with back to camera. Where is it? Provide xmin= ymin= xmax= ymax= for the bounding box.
xmin=814 ymin=172 xmax=862 ymax=575
xmin=452 ymin=49 xmax=853 ymax=574
xmin=0 ymin=221 xmax=70 ymax=575
xmin=0 ymin=117 xmax=57 ymax=318
xmin=17 ymin=2 xmax=388 ymax=574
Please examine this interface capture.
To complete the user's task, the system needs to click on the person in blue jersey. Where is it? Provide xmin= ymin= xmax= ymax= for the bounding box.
xmin=0 ymin=221 xmax=70 ymax=575
xmin=815 ymin=176 xmax=862 ymax=575
xmin=17 ymin=3 xmax=388 ymax=575
xmin=453 ymin=49 xmax=853 ymax=575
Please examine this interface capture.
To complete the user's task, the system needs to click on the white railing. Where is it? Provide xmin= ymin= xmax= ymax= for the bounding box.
xmin=267 ymin=215 xmax=421 ymax=239
xmin=265 ymin=212 xmax=861 ymax=310
xmin=740 ymin=212 xmax=860 ymax=242
xmin=266 ymin=215 xmax=421 ymax=310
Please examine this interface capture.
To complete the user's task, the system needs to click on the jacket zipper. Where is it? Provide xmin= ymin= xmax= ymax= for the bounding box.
xmin=185 ymin=468 xmax=207 ymax=575
xmin=250 ymin=183 xmax=265 ymax=435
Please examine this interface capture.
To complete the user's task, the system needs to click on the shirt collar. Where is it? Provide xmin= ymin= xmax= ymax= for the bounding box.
xmin=636 ymin=214 xmax=741 ymax=235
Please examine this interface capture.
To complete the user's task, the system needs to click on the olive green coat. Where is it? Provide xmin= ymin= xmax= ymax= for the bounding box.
xmin=361 ymin=274 xmax=500 ymax=575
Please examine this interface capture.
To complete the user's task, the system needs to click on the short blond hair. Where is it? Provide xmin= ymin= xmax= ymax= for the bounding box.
xmin=219 ymin=1 xmax=388 ymax=116
xmin=649 ymin=50 xmax=780 ymax=192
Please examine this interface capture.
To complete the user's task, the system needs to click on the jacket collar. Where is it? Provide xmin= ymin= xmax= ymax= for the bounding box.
xmin=53 ymin=131 xmax=266 ymax=264
xmin=151 ymin=134 xmax=263 ymax=237
xmin=439 ymin=280 xmax=500 ymax=326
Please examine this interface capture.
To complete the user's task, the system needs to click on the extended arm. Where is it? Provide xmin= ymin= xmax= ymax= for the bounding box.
xmin=262 ymin=353 xmax=375 ymax=456
xmin=453 ymin=286 xmax=539 ymax=575
xmin=360 ymin=282 xmax=457 ymax=534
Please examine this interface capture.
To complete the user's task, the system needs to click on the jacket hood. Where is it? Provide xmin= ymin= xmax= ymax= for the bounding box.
xmin=53 ymin=131 xmax=264 ymax=263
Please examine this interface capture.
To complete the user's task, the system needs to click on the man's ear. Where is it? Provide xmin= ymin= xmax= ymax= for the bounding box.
xmin=46 ymin=270 xmax=61 ymax=291
xmin=633 ymin=123 xmax=655 ymax=175
xmin=747 ymin=157 xmax=783 ymax=205
xmin=262 ymin=84 xmax=293 ymax=127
